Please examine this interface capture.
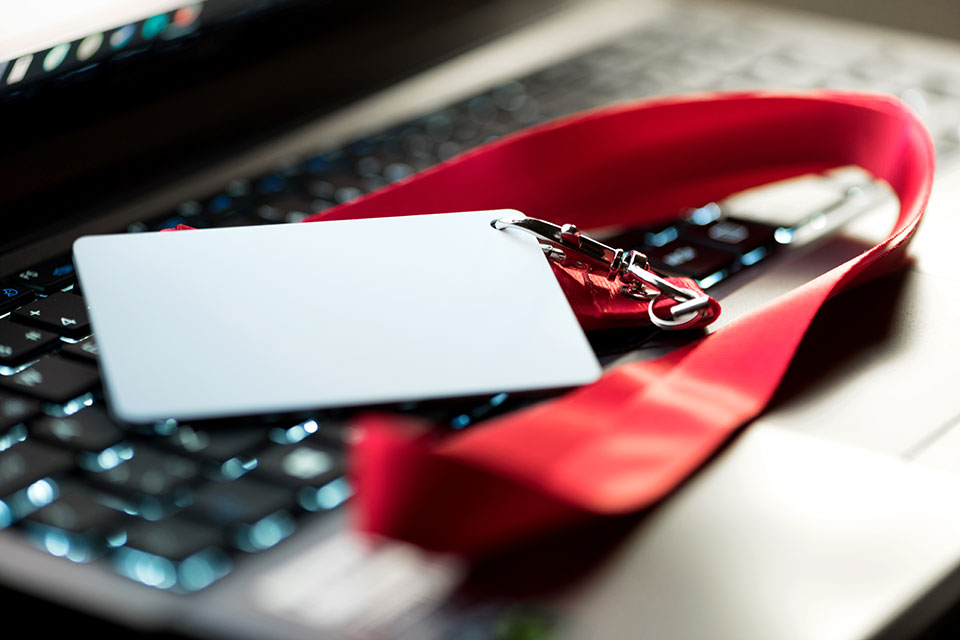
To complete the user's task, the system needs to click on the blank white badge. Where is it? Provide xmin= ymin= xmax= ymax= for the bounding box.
xmin=73 ymin=210 xmax=602 ymax=423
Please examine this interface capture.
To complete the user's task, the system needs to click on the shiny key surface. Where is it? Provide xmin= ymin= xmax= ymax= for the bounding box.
xmin=644 ymin=239 xmax=739 ymax=283
xmin=60 ymin=337 xmax=99 ymax=363
xmin=90 ymin=444 xmax=198 ymax=499
xmin=679 ymin=218 xmax=777 ymax=255
xmin=123 ymin=516 xmax=226 ymax=561
xmin=10 ymin=257 xmax=76 ymax=294
xmin=162 ymin=424 xmax=266 ymax=464
xmin=0 ymin=321 xmax=58 ymax=367
xmin=0 ymin=282 xmax=35 ymax=314
xmin=26 ymin=479 xmax=125 ymax=535
xmin=185 ymin=476 xmax=295 ymax=527
xmin=0 ymin=392 xmax=41 ymax=432
xmin=12 ymin=293 xmax=91 ymax=339
xmin=31 ymin=407 xmax=126 ymax=453
xmin=253 ymin=440 xmax=344 ymax=488
xmin=0 ymin=356 xmax=99 ymax=404
xmin=0 ymin=440 xmax=73 ymax=501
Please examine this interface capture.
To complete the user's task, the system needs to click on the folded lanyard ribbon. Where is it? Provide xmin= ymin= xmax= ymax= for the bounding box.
xmin=302 ymin=91 xmax=935 ymax=556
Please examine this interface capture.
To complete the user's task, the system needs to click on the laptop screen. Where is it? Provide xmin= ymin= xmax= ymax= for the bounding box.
xmin=0 ymin=0 xmax=526 ymax=252
xmin=1 ymin=1 xmax=211 ymax=89
xmin=0 ymin=0 xmax=320 ymax=249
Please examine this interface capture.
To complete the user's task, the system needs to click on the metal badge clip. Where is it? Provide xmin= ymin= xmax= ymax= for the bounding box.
xmin=493 ymin=214 xmax=710 ymax=330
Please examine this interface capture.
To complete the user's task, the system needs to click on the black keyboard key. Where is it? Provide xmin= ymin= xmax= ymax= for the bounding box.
xmin=32 ymin=406 xmax=125 ymax=453
xmin=644 ymin=239 xmax=738 ymax=283
xmin=164 ymin=425 xmax=265 ymax=464
xmin=212 ymin=214 xmax=268 ymax=228
xmin=11 ymin=257 xmax=76 ymax=294
xmin=197 ymin=188 xmax=255 ymax=223
xmin=114 ymin=517 xmax=232 ymax=590
xmin=311 ymin=420 xmax=355 ymax=450
xmin=61 ymin=337 xmax=99 ymax=363
xmin=0 ymin=321 xmax=57 ymax=366
xmin=255 ymin=197 xmax=321 ymax=224
xmin=175 ymin=200 xmax=203 ymax=218
xmin=304 ymin=151 xmax=347 ymax=175
xmin=0 ymin=440 xmax=73 ymax=500
xmin=680 ymin=217 xmax=777 ymax=255
xmin=186 ymin=477 xmax=294 ymax=527
xmin=304 ymin=174 xmax=369 ymax=204
xmin=0 ymin=282 xmax=35 ymax=313
xmin=255 ymin=173 xmax=291 ymax=196
xmin=0 ymin=392 xmax=41 ymax=431
xmin=13 ymin=293 xmax=91 ymax=338
xmin=26 ymin=480 xmax=125 ymax=535
xmin=0 ymin=356 xmax=99 ymax=404
xmin=123 ymin=516 xmax=226 ymax=561
xmin=254 ymin=441 xmax=343 ymax=488
xmin=205 ymin=193 xmax=239 ymax=216
xmin=92 ymin=445 xmax=197 ymax=499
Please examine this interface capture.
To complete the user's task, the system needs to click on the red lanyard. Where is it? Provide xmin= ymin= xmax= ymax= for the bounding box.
xmin=304 ymin=91 xmax=935 ymax=556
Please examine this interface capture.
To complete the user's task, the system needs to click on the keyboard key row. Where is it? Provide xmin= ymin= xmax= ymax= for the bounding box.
xmin=32 ymin=406 xmax=125 ymax=453
xmin=0 ymin=414 xmax=351 ymax=589
xmin=0 ymin=440 xmax=73 ymax=500
xmin=0 ymin=322 xmax=58 ymax=367
xmin=0 ymin=356 xmax=99 ymax=404
xmin=8 ymin=257 xmax=76 ymax=294
xmin=0 ymin=283 xmax=35 ymax=314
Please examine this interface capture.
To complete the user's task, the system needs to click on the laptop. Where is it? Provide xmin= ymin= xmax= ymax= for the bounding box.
xmin=3 ymin=0 xmax=960 ymax=637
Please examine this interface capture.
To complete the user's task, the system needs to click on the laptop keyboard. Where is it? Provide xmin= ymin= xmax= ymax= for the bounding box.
xmin=1 ymin=9 xmax=959 ymax=593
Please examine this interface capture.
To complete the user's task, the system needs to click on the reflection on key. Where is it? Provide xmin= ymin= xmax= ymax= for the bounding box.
xmin=680 ymin=217 xmax=777 ymax=258
xmin=0 ymin=356 xmax=99 ymax=404
xmin=12 ymin=257 xmax=76 ymax=294
xmin=644 ymin=239 xmax=738 ymax=288
xmin=60 ymin=337 xmax=99 ymax=363
xmin=114 ymin=516 xmax=231 ymax=591
xmin=32 ymin=406 xmax=125 ymax=454
xmin=23 ymin=480 xmax=127 ymax=562
xmin=12 ymin=293 xmax=91 ymax=339
xmin=185 ymin=477 xmax=296 ymax=552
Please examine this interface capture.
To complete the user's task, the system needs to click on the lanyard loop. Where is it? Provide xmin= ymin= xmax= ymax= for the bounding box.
xmin=492 ymin=213 xmax=713 ymax=329
xmin=305 ymin=91 xmax=935 ymax=556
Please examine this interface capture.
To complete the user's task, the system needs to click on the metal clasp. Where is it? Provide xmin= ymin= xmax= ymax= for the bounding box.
xmin=493 ymin=214 xmax=711 ymax=330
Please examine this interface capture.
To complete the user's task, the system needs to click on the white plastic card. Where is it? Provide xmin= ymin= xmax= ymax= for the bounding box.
xmin=73 ymin=210 xmax=602 ymax=423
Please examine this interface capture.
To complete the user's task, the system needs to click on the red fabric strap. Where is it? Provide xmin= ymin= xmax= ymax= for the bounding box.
xmin=300 ymin=92 xmax=934 ymax=556
xmin=550 ymin=266 xmax=718 ymax=331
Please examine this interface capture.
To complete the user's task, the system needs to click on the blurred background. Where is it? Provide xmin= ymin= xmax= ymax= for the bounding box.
xmin=2 ymin=0 xmax=959 ymax=250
